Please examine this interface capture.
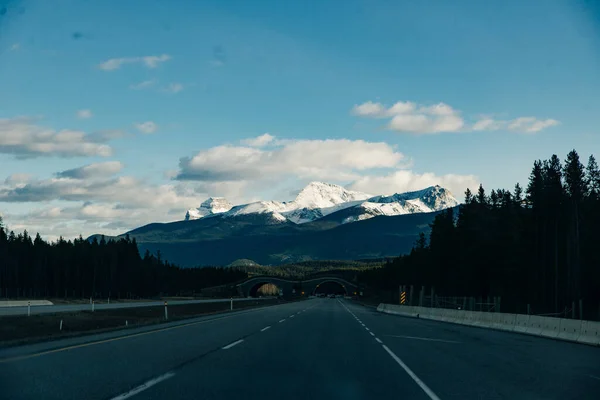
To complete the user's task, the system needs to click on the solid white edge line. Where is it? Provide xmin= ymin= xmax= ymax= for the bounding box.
xmin=369 ymin=332 xmax=375 ymax=336
xmin=260 ymin=326 xmax=271 ymax=332
xmin=110 ymin=372 xmax=175 ymax=400
xmin=375 ymin=338 xmax=383 ymax=344
xmin=222 ymin=339 xmax=244 ymax=350
xmin=381 ymin=345 xmax=441 ymax=400
xmin=279 ymin=319 xmax=285 ymax=323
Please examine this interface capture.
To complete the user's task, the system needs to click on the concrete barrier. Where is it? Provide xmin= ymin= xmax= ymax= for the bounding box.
xmin=514 ymin=314 xmax=530 ymax=334
xmin=557 ymin=319 xmax=582 ymax=342
xmin=496 ymin=313 xmax=517 ymax=331
xmin=525 ymin=315 xmax=546 ymax=336
xmin=578 ymin=320 xmax=600 ymax=346
xmin=376 ymin=303 xmax=599 ymax=347
xmin=0 ymin=300 xmax=54 ymax=307
xmin=538 ymin=316 xmax=561 ymax=339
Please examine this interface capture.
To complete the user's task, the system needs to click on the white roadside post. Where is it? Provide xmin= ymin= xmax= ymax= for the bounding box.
xmin=164 ymin=301 xmax=168 ymax=320
xmin=28 ymin=301 xmax=31 ymax=317
xmin=92 ymin=300 xmax=95 ymax=312
xmin=59 ymin=320 xmax=63 ymax=331
xmin=230 ymin=297 xmax=233 ymax=311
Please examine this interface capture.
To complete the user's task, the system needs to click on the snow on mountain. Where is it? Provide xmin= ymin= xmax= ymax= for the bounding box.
xmin=340 ymin=186 xmax=459 ymax=224
xmin=369 ymin=185 xmax=457 ymax=211
xmin=226 ymin=200 xmax=287 ymax=219
xmin=292 ymin=182 xmax=372 ymax=209
xmin=185 ymin=197 xmax=233 ymax=221
xmin=184 ymin=182 xmax=458 ymax=226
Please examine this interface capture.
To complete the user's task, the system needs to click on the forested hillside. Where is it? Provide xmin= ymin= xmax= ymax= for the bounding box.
xmin=0 ymin=230 xmax=246 ymax=299
xmin=361 ymin=150 xmax=600 ymax=319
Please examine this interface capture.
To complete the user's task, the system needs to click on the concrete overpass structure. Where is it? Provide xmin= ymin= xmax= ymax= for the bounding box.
xmin=236 ymin=276 xmax=359 ymax=298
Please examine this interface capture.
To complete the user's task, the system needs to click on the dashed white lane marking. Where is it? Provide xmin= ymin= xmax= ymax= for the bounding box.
xmin=110 ymin=372 xmax=175 ymax=400
xmin=260 ymin=326 xmax=271 ymax=332
xmin=290 ymin=315 xmax=295 ymax=318
xmin=222 ymin=339 xmax=244 ymax=350
xmin=279 ymin=319 xmax=285 ymax=323
xmin=384 ymin=334 xmax=461 ymax=344
xmin=587 ymin=374 xmax=600 ymax=381
xmin=382 ymin=345 xmax=441 ymax=400
xmin=337 ymin=298 xmax=441 ymax=400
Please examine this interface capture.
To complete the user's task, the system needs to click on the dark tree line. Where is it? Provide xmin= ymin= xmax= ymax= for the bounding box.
xmin=360 ymin=150 xmax=600 ymax=319
xmin=0 ymin=228 xmax=247 ymax=299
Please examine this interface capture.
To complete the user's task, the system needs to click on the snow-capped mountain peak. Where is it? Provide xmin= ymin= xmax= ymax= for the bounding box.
xmin=292 ymin=181 xmax=372 ymax=209
xmin=185 ymin=197 xmax=233 ymax=221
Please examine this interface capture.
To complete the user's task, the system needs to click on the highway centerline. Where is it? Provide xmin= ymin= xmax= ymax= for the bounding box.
xmin=109 ymin=372 xmax=175 ymax=400
xmin=260 ymin=326 xmax=271 ymax=332
xmin=279 ymin=319 xmax=285 ymax=323
xmin=0 ymin=308 xmax=267 ymax=364
xmin=222 ymin=339 xmax=244 ymax=350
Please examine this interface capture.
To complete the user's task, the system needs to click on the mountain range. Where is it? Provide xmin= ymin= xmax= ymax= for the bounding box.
xmin=184 ymin=181 xmax=457 ymax=225
xmin=90 ymin=182 xmax=459 ymax=267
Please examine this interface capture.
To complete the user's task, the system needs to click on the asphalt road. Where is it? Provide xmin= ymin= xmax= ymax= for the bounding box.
xmin=1 ymin=298 xmax=599 ymax=400
xmin=0 ymin=297 xmax=271 ymax=317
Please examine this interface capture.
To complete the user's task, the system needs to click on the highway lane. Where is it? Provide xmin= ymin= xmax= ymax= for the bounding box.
xmin=1 ymin=298 xmax=599 ymax=399
xmin=0 ymin=297 xmax=271 ymax=317
xmin=343 ymin=301 xmax=600 ymax=399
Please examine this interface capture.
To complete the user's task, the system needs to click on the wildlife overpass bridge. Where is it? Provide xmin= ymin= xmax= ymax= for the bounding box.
xmin=236 ymin=276 xmax=359 ymax=298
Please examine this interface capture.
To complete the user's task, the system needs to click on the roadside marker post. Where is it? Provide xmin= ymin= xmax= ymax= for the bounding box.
xmin=59 ymin=320 xmax=63 ymax=331
xmin=92 ymin=300 xmax=95 ymax=312
xmin=230 ymin=297 xmax=233 ymax=311
xmin=164 ymin=301 xmax=168 ymax=320
xmin=28 ymin=301 xmax=31 ymax=317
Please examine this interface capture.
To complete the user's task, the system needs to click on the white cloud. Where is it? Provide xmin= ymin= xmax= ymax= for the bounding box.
xmin=77 ymin=109 xmax=93 ymax=119
xmin=134 ymin=121 xmax=158 ymax=134
xmin=164 ymin=83 xmax=183 ymax=93
xmin=354 ymin=100 xmax=558 ymax=134
xmin=130 ymin=79 xmax=157 ymax=90
xmin=176 ymin=136 xmax=405 ymax=182
xmin=0 ymin=164 xmax=205 ymax=240
xmin=353 ymin=101 xmax=464 ymax=134
xmin=0 ymin=117 xmax=112 ymax=158
xmin=98 ymin=54 xmax=171 ymax=71
xmin=348 ymin=170 xmax=479 ymax=200
xmin=55 ymin=161 xmax=124 ymax=179
xmin=241 ymin=133 xmax=275 ymax=147
xmin=471 ymin=116 xmax=559 ymax=133
xmin=507 ymin=117 xmax=559 ymax=133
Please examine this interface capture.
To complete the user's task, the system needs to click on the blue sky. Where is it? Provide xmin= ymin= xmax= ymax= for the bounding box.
xmin=0 ymin=0 xmax=599 ymax=239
